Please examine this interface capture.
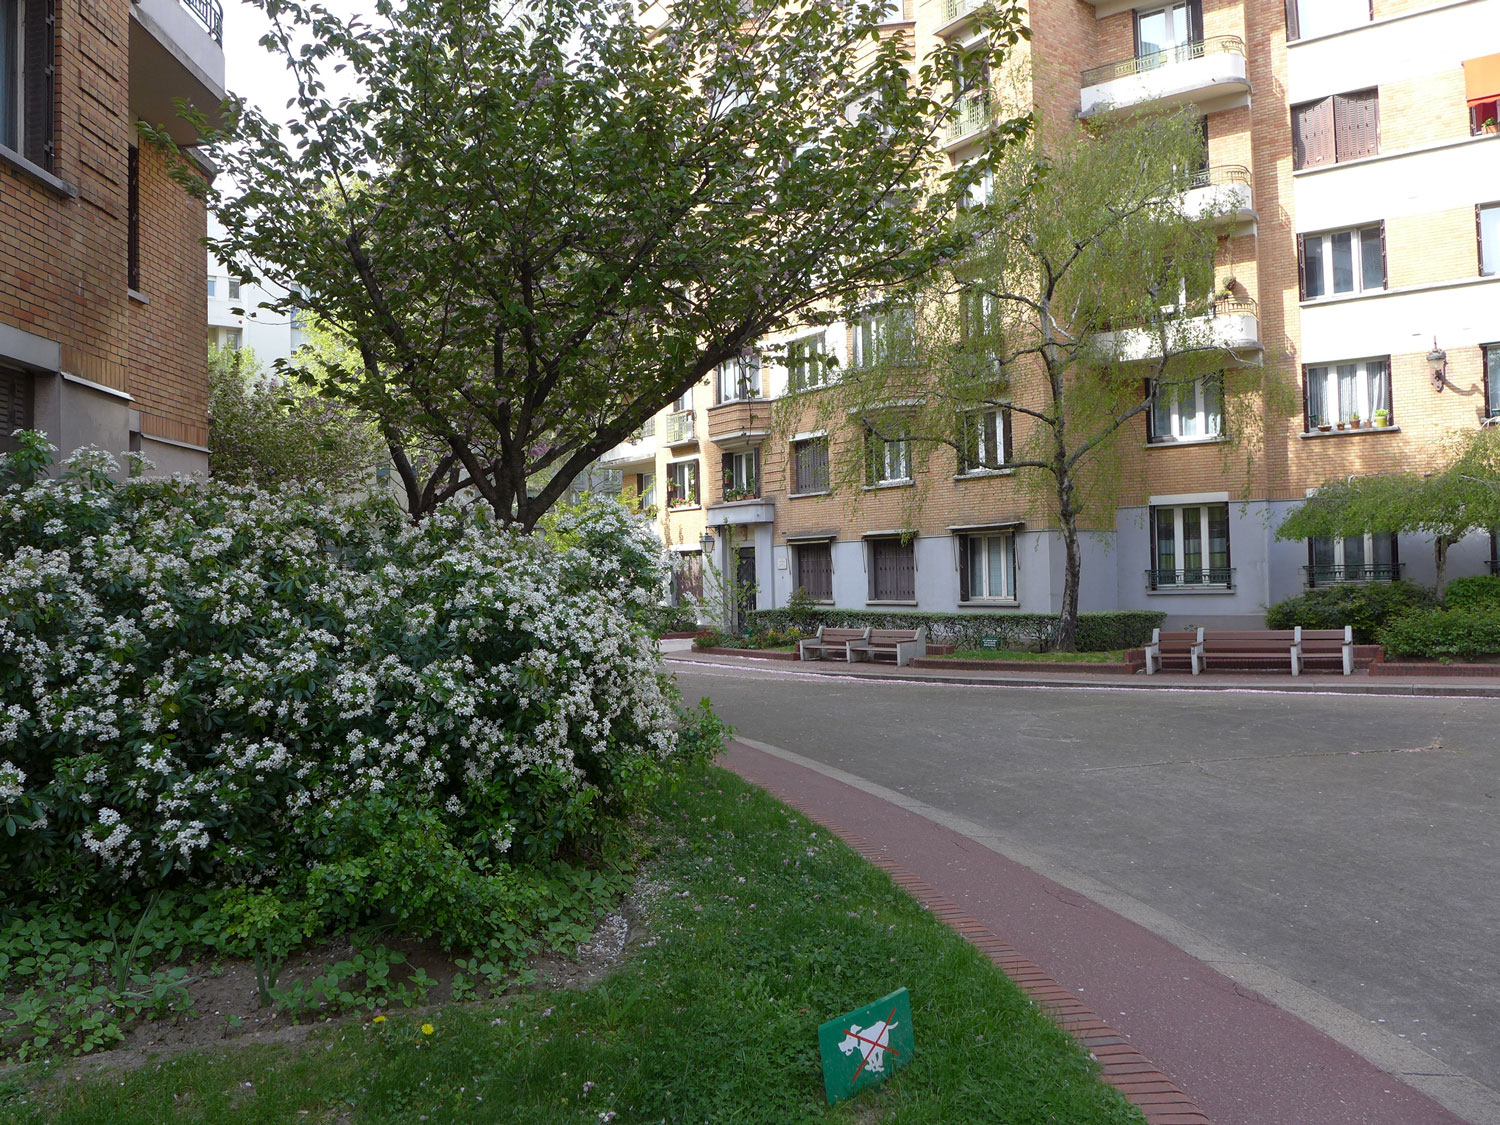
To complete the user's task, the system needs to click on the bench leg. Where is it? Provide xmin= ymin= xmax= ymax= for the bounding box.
xmin=1290 ymin=647 xmax=1301 ymax=677
xmin=1144 ymin=648 xmax=1157 ymax=675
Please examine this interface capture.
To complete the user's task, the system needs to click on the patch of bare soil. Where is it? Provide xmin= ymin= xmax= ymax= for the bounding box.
xmin=57 ymin=889 xmax=652 ymax=1079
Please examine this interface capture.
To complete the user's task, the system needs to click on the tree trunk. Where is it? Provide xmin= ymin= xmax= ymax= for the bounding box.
xmin=1054 ymin=465 xmax=1082 ymax=652
xmin=1435 ymin=536 xmax=1450 ymax=604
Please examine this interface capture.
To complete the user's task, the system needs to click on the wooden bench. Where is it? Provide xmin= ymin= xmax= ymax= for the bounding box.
xmin=797 ymin=626 xmax=871 ymax=662
xmin=1142 ymin=628 xmax=1203 ymax=675
xmin=848 ymin=627 xmax=928 ymax=667
xmin=1195 ymin=626 xmax=1355 ymax=676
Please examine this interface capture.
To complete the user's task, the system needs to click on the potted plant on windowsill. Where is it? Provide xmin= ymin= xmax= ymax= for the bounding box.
xmin=1349 ymin=413 xmax=1361 ymax=429
xmin=1317 ymin=422 xmax=1333 ymax=433
xmin=1483 ymin=118 xmax=1499 ymax=135
xmin=1374 ymin=408 xmax=1390 ymax=428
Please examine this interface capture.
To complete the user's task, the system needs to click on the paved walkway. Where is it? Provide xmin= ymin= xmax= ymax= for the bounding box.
xmin=667 ymin=646 xmax=1500 ymax=698
xmin=721 ymin=737 xmax=1476 ymax=1125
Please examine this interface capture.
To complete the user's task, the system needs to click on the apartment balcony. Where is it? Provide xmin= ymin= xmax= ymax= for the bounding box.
xmin=1146 ymin=566 xmax=1235 ymax=591
xmin=1096 ymin=297 xmax=1262 ymax=366
xmin=1304 ymin=563 xmax=1402 ymax=588
xmin=944 ymin=91 xmax=990 ymax=153
xmin=663 ymin=409 xmax=698 ymax=447
xmin=1080 ymin=36 xmax=1249 ymax=120
xmin=706 ymin=496 xmax=775 ymax=527
xmin=1181 ymin=165 xmax=1257 ymax=233
xmin=706 ymin=398 xmax=773 ymax=451
xmin=130 ymin=0 xmax=228 ymax=145
xmin=935 ymin=0 xmax=985 ymax=39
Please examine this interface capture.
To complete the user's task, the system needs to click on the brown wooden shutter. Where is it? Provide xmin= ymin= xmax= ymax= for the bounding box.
xmin=1306 ymin=540 xmax=1316 ymax=588
xmin=957 ymin=536 xmax=971 ymax=601
xmin=1296 ymin=234 xmax=1308 ymax=300
xmin=1300 ymin=365 xmax=1311 ymax=433
xmin=127 ymin=147 xmax=141 ymax=290
xmin=1293 ymin=98 xmax=1334 ymax=169
xmin=1379 ymin=219 xmax=1388 ymax=289
xmin=1187 ymin=0 xmax=1204 ymax=44
xmin=1001 ymin=407 xmax=1013 ymax=463
xmin=22 ymin=0 xmax=54 ymax=169
xmin=1334 ymin=90 xmax=1379 ymax=160
xmin=0 ymin=368 xmax=35 ymax=450
xmin=1285 ymin=0 xmax=1300 ymax=41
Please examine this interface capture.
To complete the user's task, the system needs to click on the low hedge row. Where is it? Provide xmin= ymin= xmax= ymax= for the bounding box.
xmin=1378 ymin=608 xmax=1500 ymax=660
xmin=1441 ymin=575 xmax=1500 ymax=611
xmin=1265 ymin=582 xmax=1433 ymax=644
xmin=744 ymin=608 xmax=1165 ymax=652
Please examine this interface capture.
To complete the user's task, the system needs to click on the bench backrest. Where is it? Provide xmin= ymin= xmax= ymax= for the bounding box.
xmin=1151 ymin=628 xmax=1202 ymax=651
xmin=1298 ymin=626 xmax=1352 ymax=651
xmin=816 ymin=627 xmax=870 ymax=643
xmin=1200 ymin=629 xmax=1297 ymax=651
xmin=867 ymin=627 xmax=926 ymax=644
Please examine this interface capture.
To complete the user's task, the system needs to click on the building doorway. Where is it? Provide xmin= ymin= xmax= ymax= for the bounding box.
xmin=735 ymin=547 xmax=756 ymax=634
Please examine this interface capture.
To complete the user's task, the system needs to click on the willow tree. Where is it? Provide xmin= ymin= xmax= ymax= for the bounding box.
xmin=154 ymin=0 xmax=1027 ymax=526
xmin=1276 ymin=429 xmax=1500 ymax=599
xmin=817 ymin=109 xmax=1261 ymax=650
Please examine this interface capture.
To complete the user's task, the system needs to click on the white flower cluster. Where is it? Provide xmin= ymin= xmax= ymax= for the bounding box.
xmin=0 ymin=454 xmax=683 ymax=895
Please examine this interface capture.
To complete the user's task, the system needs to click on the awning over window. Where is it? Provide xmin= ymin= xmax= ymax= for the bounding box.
xmin=1464 ymin=53 xmax=1500 ymax=106
xmin=783 ymin=531 xmax=837 ymax=543
xmin=946 ymin=520 xmax=1024 ymax=533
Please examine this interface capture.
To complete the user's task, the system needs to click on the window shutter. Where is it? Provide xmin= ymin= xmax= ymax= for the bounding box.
xmin=22 ymin=0 xmax=55 ymax=170
xmin=1480 ymin=204 xmax=1487 ymax=276
xmin=0 ymin=368 xmax=34 ymax=446
xmin=1389 ymin=533 xmax=1400 ymax=576
xmin=1293 ymin=98 xmax=1334 ymax=169
xmin=1284 ymin=0 xmax=1300 ymax=41
xmin=1306 ymin=539 xmax=1316 ymax=587
xmin=1300 ymin=365 xmax=1311 ymax=433
xmin=867 ymin=542 xmax=877 ymax=601
xmin=127 ymin=147 xmax=141 ymax=291
xmin=1296 ymin=234 xmax=1308 ymax=300
xmin=721 ymin=451 xmax=733 ymax=498
xmin=1001 ymin=407 xmax=1013 ymax=463
xmin=1144 ymin=379 xmax=1157 ymax=441
xmin=957 ymin=536 xmax=971 ymax=601
xmin=1334 ymin=90 xmax=1379 ymax=159
xmin=1379 ymin=219 xmax=1388 ymax=289
xmin=1187 ymin=0 xmax=1204 ymax=43
xmin=1132 ymin=9 xmax=1141 ymax=56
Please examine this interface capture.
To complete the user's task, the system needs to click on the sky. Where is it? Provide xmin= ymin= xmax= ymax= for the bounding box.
xmin=221 ymin=0 xmax=371 ymax=120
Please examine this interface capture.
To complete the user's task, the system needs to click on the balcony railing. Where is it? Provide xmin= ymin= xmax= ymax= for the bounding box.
xmin=1082 ymin=35 xmax=1246 ymax=88
xmin=945 ymin=91 xmax=990 ymax=143
xmin=720 ymin=479 xmax=762 ymax=503
xmin=664 ymin=409 xmax=697 ymax=444
xmin=942 ymin=0 xmax=983 ymax=23
xmin=181 ymin=0 xmax=224 ymax=43
xmin=640 ymin=416 xmax=657 ymax=438
xmin=1186 ymin=165 xmax=1250 ymax=190
xmin=1304 ymin=563 xmax=1402 ymax=587
xmin=1108 ymin=294 xmax=1258 ymax=332
xmin=1146 ymin=567 xmax=1235 ymax=590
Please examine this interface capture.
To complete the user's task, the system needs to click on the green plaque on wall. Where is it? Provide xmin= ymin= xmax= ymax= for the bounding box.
xmin=817 ymin=987 xmax=914 ymax=1105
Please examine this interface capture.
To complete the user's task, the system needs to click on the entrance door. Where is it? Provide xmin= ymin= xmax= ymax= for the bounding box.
xmin=735 ymin=547 xmax=756 ymax=634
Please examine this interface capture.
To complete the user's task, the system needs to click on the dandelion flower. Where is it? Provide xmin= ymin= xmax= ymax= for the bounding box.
xmin=421 ymin=1023 xmax=435 ymax=1035
xmin=372 ymin=1015 xmax=386 ymax=1024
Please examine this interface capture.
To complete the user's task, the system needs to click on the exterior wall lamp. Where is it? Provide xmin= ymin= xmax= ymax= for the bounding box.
xmin=1428 ymin=340 xmax=1449 ymax=392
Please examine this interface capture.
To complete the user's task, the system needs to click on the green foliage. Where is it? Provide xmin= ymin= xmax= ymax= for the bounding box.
xmin=693 ymin=627 xmax=730 ymax=650
xmin=1379 ymin=608 xmax=1500 ymax=661
xmin=1439 ymin=575 xmax=1500 ymax=611
xmin=747 ymin=608 xmax=1164 ymax=651
xmin=636 ymin=604 xmax=700 ymax=636
xmin=208 ymin=345 xmax=386 ymax=491
xmin=1264 ymin=582 xmax=1434 ymax=644
xmin=162 ymin=0 xmax=1029 ymax=527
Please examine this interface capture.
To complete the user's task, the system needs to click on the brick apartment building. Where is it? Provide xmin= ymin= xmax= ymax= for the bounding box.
xmin=1 ymin=0 xmax=224 ymax=473
xmin=604 ymin=0 xmax=1500 ymax=629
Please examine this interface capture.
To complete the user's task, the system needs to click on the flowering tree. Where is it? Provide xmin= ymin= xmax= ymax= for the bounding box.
xmin=154 ymin=0 xmax=1026 ymax=527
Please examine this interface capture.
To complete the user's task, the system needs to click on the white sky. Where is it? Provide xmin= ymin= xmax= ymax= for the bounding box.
xmin=222 ymin=0 xmax=372 ymax=120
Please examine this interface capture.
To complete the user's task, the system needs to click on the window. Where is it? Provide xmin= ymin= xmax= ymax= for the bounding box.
xmin=868 ymin=537 xmax=915 ymax=602
xmin=958 ymin=531 xmax=1015 ymax=602
xmin=1304 ymin=358 xmax=1390 ymax=429
xmin=0 ymin=366 xmax=34 ymax=454
xmin=794 ymin=542 xmax=833 ymax=601
xmin=715 ymin=353 xmax=760 ymax=403
xmin=865 ymin=426 xmax=911 ymax=485
xmin=1292 ymin=90 xmax=1378 ymax=169
xmin=1149 ymin=502 xmax=1231 ymax=587
xmin=852 ymin=308 xmax=914 ymax=368
xmin=1480 ymin=203 xmax=1500 ymax=276
xmin=127 ymin=146 xmax=141 ymax=291
xmin=1284 ymin=0 xmax=1370 ymax=42
xmin=228 ymin=278 xmax=242 ymax=300
xmin=1308 ymin=533 xmax=1397 ymax=586
xmin=958 ymin=408 xmax=1007 ymax=472
xmin=960 ymin=160 xmax=993 ymax=210
xmin=958 ymin=288 xmax=1000 ymax=347
xmin=1149 ymin=375 xmax=1223 ymax=443
xmin=672 ymin=387 xmax=692 ymax=414
xmin=666 ymin=459 xmax=699 ymax=507
xmin=0 ymin=0 xmax=52 ymax=168
xmin=790 ymin=436 xmax=829 ymax=494
xmin=1135 ymin=2 xmax=1200 ymax=61
xmin=787 ymin=333 xmax=827 ymax=391
xmin=207 ymin=278 xmax=217 ymax=298
xmin=1466 ymin=54 xmax=1500 ymax=136
xmin=1484 ymin=344 xmax=1500 ymax=418
xmin=1299 ymin=224 xmax=1385 ymax=299
xmin=671 ymin=551 xmax=703 ymax=605
xmin=631 ymin=471 xmax=657 ymax=512
xmin=221 ymin=327 xmax=243 ymax=351
xmin=721 ymin=450 xmax=759 ymax=501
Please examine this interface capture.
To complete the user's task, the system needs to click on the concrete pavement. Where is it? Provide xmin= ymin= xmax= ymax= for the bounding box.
xmin=672 ymin=657 xmax=1500 ymax=1124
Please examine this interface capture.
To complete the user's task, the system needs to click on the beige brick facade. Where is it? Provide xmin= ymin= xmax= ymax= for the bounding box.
xmin=1 ymin=0 xmax=218 ymax=468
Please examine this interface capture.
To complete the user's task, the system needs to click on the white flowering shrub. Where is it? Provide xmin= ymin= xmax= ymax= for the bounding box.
xmin=0 ymin=433 xmax=696 ymax=914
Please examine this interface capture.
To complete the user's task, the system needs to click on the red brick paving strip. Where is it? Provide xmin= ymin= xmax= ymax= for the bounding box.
xmin=766 ymin=795 xmax=1212 ymax=1124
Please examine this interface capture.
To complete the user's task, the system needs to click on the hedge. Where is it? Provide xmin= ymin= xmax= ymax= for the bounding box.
xmin=1441 ymin=575 xmax=1500 ymax=611
xmin=1264 ymin=581 xmax=1433 ymax=644
xmin=744 ymin=608 xmax=1165 ymax=652
xmin=1378 ymin=608 xmax=1500 ymax=661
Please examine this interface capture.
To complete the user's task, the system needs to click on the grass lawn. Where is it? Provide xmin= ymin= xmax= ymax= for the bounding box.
xmin=5 ymin=769 xmax=1143 ymax=1124
xmin=948 ymin=648 xmax=1130 ymax=663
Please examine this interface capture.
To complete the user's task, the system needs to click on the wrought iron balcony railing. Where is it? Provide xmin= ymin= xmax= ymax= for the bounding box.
xmin=1304 ymin=563 xmax=1402 ymax=587
xmin=946 ymin=91 xmax=990 ymax=143
xmin=1107 ymin=294 xmax=1257 ymax=332
xmin=1146 ymin=567 xmax=1235 ymax=590
xmin=1082 ymin=35 xmax=1246 ymax=88
xmin=181 ymin=0 xmax=224 ymax=44
xmin=1186 ymin=164 xmax=1251 ymax=190
xmin=664 ymin=409 xmax=697 ymax=444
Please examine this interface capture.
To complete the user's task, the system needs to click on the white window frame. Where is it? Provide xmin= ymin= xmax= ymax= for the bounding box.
xmin=672 ymin=387 xmax=693 ymax=414
xmin=1150 ymin=375 xmax=1223 ymax=443
xmin=1136 ymin=1 xmax=1194 ymax=57
xmin=667 ymin=459 xmax=699 ymax=507
xmin=790 ymin=435 xmax=830 ymax=495
xmin=715 ymin=354 xmax=761 ymax=403
xmin=852 ymin=308 xmax=914 ymax=368
xmin=1481 ymin=203 xmax=1500 ymax=277
xmin=1301 ymin=224 xmax=1384 ymax=300
xmin=962 ymin=531 xmax=1016 ymax=602
xmin=958 ymin=407 xmax=1005 ymax=474
xmin=1305 ymin=357 xmax=1390 ymax=429
xmin=787 ymin=332 xmax=828 ymax=390
xmin=207 ymin=277 xmax=217 ymax=298
xmin=1151 ymin=502 xmax=1231 ymax=587
xmin=228 ymin=278 xmax=242 ymax=300
xmin=724 ymin=450 xmax=757 ymax=496
xmin=868 ymin=428 xmax=911 ymax=485
xmin=639 ymin=471 xmax=656 ymax=510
